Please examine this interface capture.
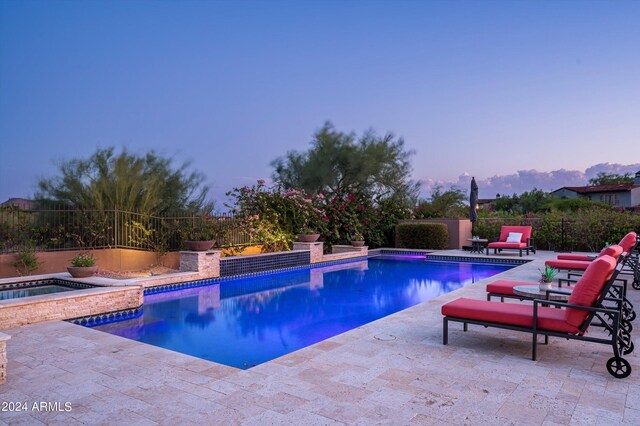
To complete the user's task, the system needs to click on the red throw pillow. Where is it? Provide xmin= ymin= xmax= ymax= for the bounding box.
xmin=565 ymin=255 xmax=617 ymax=328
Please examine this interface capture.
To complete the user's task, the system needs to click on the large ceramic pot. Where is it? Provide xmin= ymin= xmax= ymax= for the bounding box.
xmin=185 ymin=240 xmax=216 ymax=251
xmin=351 ymin=240 xmax=365 ymax=247
xmin=67 ymin=266 xmax=97 ymax=278
xmin=296 ymin=234 xmax=320 ymax=243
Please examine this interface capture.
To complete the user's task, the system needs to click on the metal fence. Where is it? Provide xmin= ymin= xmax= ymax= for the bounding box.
xmin=0 ymin=205 xmax=251 ymax=253
xmin=474 ymin=216 xmax=640 ymax=252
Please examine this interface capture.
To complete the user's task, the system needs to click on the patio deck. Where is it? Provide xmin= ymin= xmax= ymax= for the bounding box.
xmin=0 ymin=250 xmax=638 ymax=425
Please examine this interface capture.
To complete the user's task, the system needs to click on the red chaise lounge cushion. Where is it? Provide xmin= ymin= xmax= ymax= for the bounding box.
xmin=619 ymin=232 xmax=637 ymax=254
xmin=545 ymin=244 xmax=622 ymax=270
xmin=441 ymin=298 xmax=578 ymax=334
xmin=565 ymin=255 xmax=618 ymax=328
xmin=487 ymin=225 xmax=532 ymax=249
xmin=486 ymin=280 xmax=536 ymax=296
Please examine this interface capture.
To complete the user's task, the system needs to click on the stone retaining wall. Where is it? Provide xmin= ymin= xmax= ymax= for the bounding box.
xmin=0 ymin=287 xmax=143 ymax=330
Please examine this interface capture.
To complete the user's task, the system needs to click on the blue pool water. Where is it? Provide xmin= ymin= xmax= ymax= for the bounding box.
xmin=92 ymin=256 xmax=513 ymax=369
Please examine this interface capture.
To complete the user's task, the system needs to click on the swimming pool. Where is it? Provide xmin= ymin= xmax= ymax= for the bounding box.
xmin=92 ymin=255 xmax=513 ymax=369
xmin=0 ymin=279 xmax=93 ymax=301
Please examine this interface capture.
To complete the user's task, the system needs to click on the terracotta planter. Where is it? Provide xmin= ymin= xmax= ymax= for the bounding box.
xmin=351 ymin=240 xmax=365 ymax=247
xmin=67 ymin=265 xmax=97 ymax=278
xmin=296 ymin=234 xmax=320 ymax=243
xmin=185 ymin=240 xmax=216 ymax=251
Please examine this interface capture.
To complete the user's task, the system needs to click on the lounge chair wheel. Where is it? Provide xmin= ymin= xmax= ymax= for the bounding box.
xmin=622 ymin=322 xmax=633 ymax=334
xmin=623 ymin=341 xmax=634 ymax=355
xmin=626 ymin=310 xmax=637 ymax=322
xmin=633 ymin=280 xmax=640 ymax=290
xmin=606 ymin=357 xmax=631 ymax=379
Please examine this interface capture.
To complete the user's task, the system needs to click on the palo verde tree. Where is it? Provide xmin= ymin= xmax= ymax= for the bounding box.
xmin=37 ymin=147 xmax=213 ymax=214
xmin=414 ymin=186 xmax=467 ymax=218
xmin=588 ymin=172 xmax=633 ymax=186
xmin=271 ymin=122 xmax=419 ymax=205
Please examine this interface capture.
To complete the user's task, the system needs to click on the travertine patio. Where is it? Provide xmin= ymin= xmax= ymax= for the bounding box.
xmin=1 ymin=250 xmax=638 ymax=425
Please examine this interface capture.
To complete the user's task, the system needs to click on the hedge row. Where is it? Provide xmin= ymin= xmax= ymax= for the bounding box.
xmin=473 ymin=210 xmax=640 ymax=252
xmin=395 ymin=223 xmax=448 ymax=250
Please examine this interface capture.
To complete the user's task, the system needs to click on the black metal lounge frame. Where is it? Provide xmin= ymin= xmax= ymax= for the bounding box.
xmin=486 ymin=237 xmax=536 ymax=257
xmin=443 ymin=263 xmax=633 ymax=378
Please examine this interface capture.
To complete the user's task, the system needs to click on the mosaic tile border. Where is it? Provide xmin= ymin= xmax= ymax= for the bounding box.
xmin=68 ymin=307 xmax=143 ymax=327
xmin=0 ymin=278 xmax=94 ymax=292
xmin=220 ymin=250 xmax=310 ymax=277
xmin=376 ymin=249 xmax=430 ymax=257
xmin=425 ymin=254 xmax=531 ymax=265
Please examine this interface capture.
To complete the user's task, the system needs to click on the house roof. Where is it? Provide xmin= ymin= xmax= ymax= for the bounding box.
xmin=552 ymin=183 xmax=640 ymax=194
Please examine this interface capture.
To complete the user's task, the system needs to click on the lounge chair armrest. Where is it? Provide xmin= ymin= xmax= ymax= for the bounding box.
xmin=532 ymin=298 xmax=619 ymax=315
xmin=526 ymin=237 xmax=534 ymax=247
xmin=557 ymin=277 xmax=578 ymax=287
xmin=614 ymin=277 xmax=628 ymax=286
xmin=545 ymin=289 xmax=571 ymax=299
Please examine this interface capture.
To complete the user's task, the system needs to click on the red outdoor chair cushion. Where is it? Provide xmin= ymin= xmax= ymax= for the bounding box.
xmin=619 ymin=232 xmax=637 ymax=254
xmin=597 ymin=244 xmax=623 ymax=259
xmin=565 ymin=255 xmax=617 ymax=328
xmin=486 ymin=280 xmax=534 ymax=296
xmin=441 ymin=298 xmax=579 ymax=334
xmin=545 ymin=259 xmax=591 ymax=270
xmin=546 ymin=244 xmax=622 ymax=270
xmin=557 ymin=254 xmax=594 ymax=261
xmin=487 ymin=242 xmax=527 ymax=249
xmin=497 ymin=226 xmax=532 ymax=243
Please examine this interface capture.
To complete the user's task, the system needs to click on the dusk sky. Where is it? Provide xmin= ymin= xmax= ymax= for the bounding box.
xmin=1 ymin=0 xmax=639 ymax=207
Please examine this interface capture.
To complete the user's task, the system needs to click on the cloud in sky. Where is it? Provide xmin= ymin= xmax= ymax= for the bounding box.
xmin=419 ymin=163 xmax=640 ymax=199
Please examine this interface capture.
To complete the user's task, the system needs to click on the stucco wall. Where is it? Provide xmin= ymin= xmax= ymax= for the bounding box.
xmin=0 ymin=249 xmax=180 ymax=279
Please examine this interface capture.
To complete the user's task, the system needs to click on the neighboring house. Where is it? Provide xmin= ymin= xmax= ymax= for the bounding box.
xmin=477 ymin=198 xmax=496 ymax=210
xmin=551 ymin=171 xmax=640 ymax=207
xmin=0 ymin=198 xmax=37 ymax=210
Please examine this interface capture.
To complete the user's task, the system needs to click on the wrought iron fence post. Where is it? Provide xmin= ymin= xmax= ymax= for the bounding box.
xmin=114 ymin=208 xmax=119 ymax=249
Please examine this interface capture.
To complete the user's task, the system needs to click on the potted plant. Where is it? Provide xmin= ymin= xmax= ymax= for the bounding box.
xmin=68 ymin=253 xmax=97 ymax=278
xmin=296 ymin=226 xmax=320 ymax=243
xmin=350 ymin=232 xmax=365 ymax=247
xmin=184 ymin=219 xmax=218 ymax=251
xmin=538 ymin=266 xmax=558 ymax=290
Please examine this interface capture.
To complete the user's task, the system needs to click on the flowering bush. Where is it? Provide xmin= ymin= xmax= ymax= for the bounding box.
xmin=226 ymin=181 xmax=328 ymax=251
xmin=226 ymin=181 xmax=413 ymax=252
xmin=70 ymin=253 xmax=95 ymax=267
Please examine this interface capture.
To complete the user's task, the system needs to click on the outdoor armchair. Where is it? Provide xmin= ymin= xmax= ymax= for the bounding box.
xmin=486 ymin=225 xmax=535 ymax=257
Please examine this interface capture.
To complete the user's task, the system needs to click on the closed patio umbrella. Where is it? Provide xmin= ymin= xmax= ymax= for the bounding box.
xmin=470 ymin=177 xmax=478 ymax=223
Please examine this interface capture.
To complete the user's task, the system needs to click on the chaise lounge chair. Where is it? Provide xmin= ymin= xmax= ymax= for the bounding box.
xmin=442 ymin=255 xmax=633 ymax=378
xmin=556 ymin=232 xmax=637 ymax=262
xmin=545 ymin=244 xmax=623 ymax=273
xmin=486 ymin=225 xmax=535 ymax=257
xmin=486 ymin=245 xmax=636 ymax=324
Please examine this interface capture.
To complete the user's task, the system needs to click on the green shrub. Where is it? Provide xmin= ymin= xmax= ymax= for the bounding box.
xmin=13 ymin=246 xmax=40 ymax=276
xmin=475 ymin=209 xmax=640 ymax=252
xmin=395 ymin=222 xmax=448 ymax=249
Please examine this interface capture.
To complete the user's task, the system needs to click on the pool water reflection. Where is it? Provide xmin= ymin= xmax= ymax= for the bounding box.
xmin=93 ymin=256 xmax=512 ymax=369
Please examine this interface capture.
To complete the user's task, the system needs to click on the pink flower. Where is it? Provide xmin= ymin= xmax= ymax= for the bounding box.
xmin=257 ymin=179 xmax=266 ymax=185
